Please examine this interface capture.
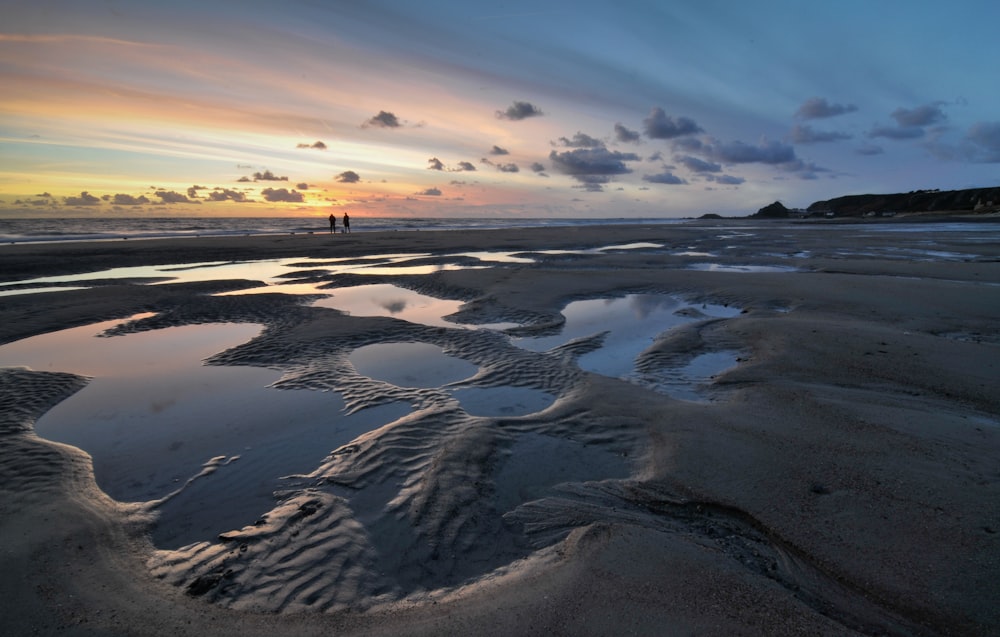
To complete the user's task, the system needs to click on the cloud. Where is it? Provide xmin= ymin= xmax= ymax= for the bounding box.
xmin=418 ymin=187 xmax=442 ymax=196
xmin=253 ymin=170 xmax=288 ymax=181
xmin=497 ymin=163 xmax=519 ymax=173
xmin=795 ymin=97 xmax=858 ymax=119
xmin=643 ymin=107 xmax=703 ymax=139
xmin=675 ymin=155 xmax=721 ymax=173
xmin=364 ymin=110 xmax=401 ymax=128
xmin=856 ymin=144 xmax=884 ymax=156
xmin=237 ymin=176 xmax=252 ymax=182
xmin=490 ymin=145 xmax=509 ymax=155
xmin=530 ymin=162 xmax=546 ymax=173
xmin=260 ymin=187 xmax=303 ymax=202
xmin=548 ymin=148 xmax=640 ymax=185
xmin=556 ymin=132 xmax=603 ymax=148
xmin=614 ymin=123 xmax=641 ymax=143
xmin=156 ymin=190 xmax=198 ymax=203
xmin=336 ymin=170 xmax=361 ymax=183
xmin=573 ymin=175 xmax=611 ymax=192
xmin=891 ymin=103 xmax=946 ymax=127
xmin=187 ymin=185 xmax=208 ymax=198
xmin=112 ymin=193 xmax=150 ymax=205
xmin=642 ymin=171 xmax=688 ymax=185
xmin=456 ymin=161 xmax=477 ymax=171
xmin=207 ymin=189 xmax=247 ymax=202
xmin=296 ymin=182 xmax=309 ymax=190
xmin=964 ymin=121 xmax=1000 ymax=162
xmin=296 ymin=141 xmax=327 ymax=150
xmin=427 ymin=157 xmax=445 ymax=170
xmin=790 ymin=124 xmax=852 ymax=144
xmin=496 ymin=100 xmax=543 ymax=120
xmin=63 ymin=191 xmax=101 ymax=206
xmin=868 ymin=125 xmax=925 ymax=140
xmin=697 ymin=138 xmax=797 ymax=164
xmin=706 ymin=174 xmax=745 ymax=185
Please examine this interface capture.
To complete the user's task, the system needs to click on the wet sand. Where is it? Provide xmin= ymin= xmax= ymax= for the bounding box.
xmin=1 ymin=220 xmax=999 ymax=635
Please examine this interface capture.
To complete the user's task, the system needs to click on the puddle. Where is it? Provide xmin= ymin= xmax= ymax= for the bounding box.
xmin=448 ymin=386 xmax=556 ymax=417
xmin=640 ymin=350 xmax=740 ymax=401
xmin=313 ymin=284 xmax=465 ymax=327
xmin=349 ymin=342 xmax=478 ymax=387
xmin=0 ymin=315 xmax=419 ymax=548
xmin=687 ymin=263 xmax=799 ymax=273
xmin=494 ymin=433 xmax=629 ymax=514
xmin=513 ymin=294 xmax=740 ymax=380
xmin=597 ymin=242 xmax=664 ymax=251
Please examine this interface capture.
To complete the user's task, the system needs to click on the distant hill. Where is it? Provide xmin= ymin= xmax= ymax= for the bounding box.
xmin=752 ymin=187 xmax=1000 ymax=218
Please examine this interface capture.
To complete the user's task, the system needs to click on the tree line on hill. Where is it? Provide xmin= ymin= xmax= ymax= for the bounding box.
xmin=752 ymin=187 xmax=1000 ymax=218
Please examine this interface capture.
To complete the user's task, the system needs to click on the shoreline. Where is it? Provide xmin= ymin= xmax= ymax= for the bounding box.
xmin=1 ymin=222 xmax=998 ymax=635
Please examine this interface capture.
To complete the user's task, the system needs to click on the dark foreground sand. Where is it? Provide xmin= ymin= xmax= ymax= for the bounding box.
xmin=1 ymin=220 xmax=998 ymax=636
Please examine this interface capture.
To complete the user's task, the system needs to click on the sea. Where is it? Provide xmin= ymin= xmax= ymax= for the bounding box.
xmin=0 ymin=216 xmax=685 ymax=244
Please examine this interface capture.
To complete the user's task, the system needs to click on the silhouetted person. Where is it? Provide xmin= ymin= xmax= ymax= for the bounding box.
xmin=328 ymin=213 xmax=336 ymax=234
xmin=343 ymin=213 xmax=350 ymax=233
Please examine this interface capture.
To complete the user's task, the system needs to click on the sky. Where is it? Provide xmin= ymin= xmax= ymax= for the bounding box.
xmin=2 ymin=0 xmax=999 ymax=219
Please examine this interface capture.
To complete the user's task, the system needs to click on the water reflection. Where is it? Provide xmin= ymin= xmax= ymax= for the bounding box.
xmin=349 ymin=342 xmax=478 ymax=388
xmin=512 ymin=294 xmax=740 ymax=381
xmin=315 ymin=284 xmax=465 ymax=327
xmin=0 ymin=316 xmax=415 ymax=548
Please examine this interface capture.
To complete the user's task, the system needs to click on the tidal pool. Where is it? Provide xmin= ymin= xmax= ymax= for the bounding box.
xmin=513 ymin=294 xmax=740 ymax=379
xmin=0 ymin=316 xmax=413 ymax=548
xmin=314 ymin=284 xmax=465 ymax=327
xmin=349 ymin=342 xmax=478 ymax=388
xmin=641 ymin=350 xmax=741 ymax=401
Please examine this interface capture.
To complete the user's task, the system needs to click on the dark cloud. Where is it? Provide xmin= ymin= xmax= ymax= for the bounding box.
xmin=706 ymin=174 xmax=745 ymax=185
xmin=497 ymin=163 xmax=519 ymax=173
xmin=260 ymin=187 xmax=303 ymax=202
xmin=15 ymin=196 xmax=56 ymax=207
xmin=556 ymin=132 xmax=603 ymax=148
xmin=642 ymin=171 xmax=688 ymax=185
xmin=675 ymin=155 xmax=721 ymax=173
xmin=296 ymin=182 xmax=309 ymax=190
xmin=530 ymin=162 xmax=546 ymax=172
xmin=427 ymin=157 xmax=445 ymax=170
xmin=490 ymin=145 xmax=509 ymax=155
xmin=237 ymin=176 xmax=252 ymax=182
xmin=698 ymin=139 xmax=797 ymax=164
xmin=207 ymin=189 xmax=247 ymax=202
xmin=187 ymin=186 xmax=206 ymax=198
xmin=364 ymin=110 xmax=401 ymax=128
xmin=795 ymin=97 xmax=858 ymax=120
xmin=112 ymin=193 xmax=150 ymax=205
xmin=456 ymin=161 xmax=477 ymax=171
xmin=63 ymin=191 xmax=101 ymax=206
xmin=296 ymin=141 xmax=327 ymax=150
xmin=869 ymin=125 xmax=925 ymax=140
xmin=891 ymin=103 xmax=946 ymax=128
xmin=643 ymin=107 xmax=703 ymax=139
xmin=548 ymin=148 xmax=640 ymax=186
xmin=790 ymin=124 xmax=852 ymax=144
xmin=614 ymin=123 xmax=641 ymax=143
xmin=156 ymin=190 xmax=198 ymax=204
xmin=573 ymin=175 xmax=611 ymax=192
xmin=496 ymin=100 xmax=543 ymax=121
xmin=336 ymin=170 xmax=361 ymax=183
xmin=418 ymin=187 xmax=442 ymax=196
xmin=856 ymin=144 xmax=884 ymax=156
xmin=964 ymin=121 xmax=1000 ymax=162
xmin=253 ymin=170 xmax=288 ymax=181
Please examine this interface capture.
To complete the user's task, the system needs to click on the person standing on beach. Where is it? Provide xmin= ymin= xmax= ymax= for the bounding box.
xmin=343 ymin=213 xmax=350 ymax=233
xmin=328 ymin=213 xmax=336 ymax=234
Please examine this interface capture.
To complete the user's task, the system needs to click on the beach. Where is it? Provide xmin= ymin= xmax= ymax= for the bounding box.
xmin=1 ymin=219 xmax=998 ymax=636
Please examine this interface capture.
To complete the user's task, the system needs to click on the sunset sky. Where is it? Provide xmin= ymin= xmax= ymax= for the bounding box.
xmin=2 ymin=0 xmax=999 ymax=219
